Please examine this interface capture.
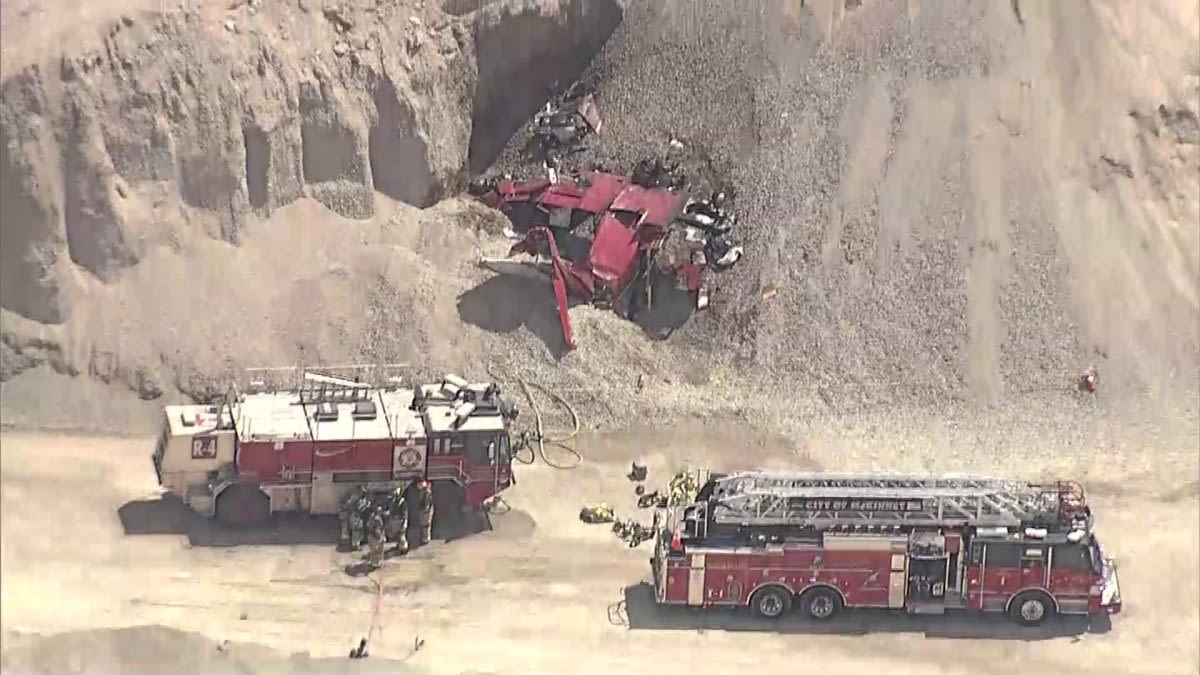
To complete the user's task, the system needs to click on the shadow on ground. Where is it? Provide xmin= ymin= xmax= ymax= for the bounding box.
xmin=632 ymin=272 xmax=699 ymax=342
xmin=117 ymin=496 xmax=495 ymax=548
xmin=613 ymin=583 xmax=1106 ymax=641
xmin=459 ymin=266 xmax=698 ymax=353
xmin=457 ymin=274 xmax=574 ymax=358
xmin=118 ymin=496 xmax=341 ymax=546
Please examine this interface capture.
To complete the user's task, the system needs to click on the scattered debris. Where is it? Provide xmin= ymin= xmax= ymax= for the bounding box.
xmin=579 ymin=503 xmax=615 ymax=524
xmin=323 ymin=6 xmax=354 ymax=32
xmin=637 ymin=489 xmax=666 ymax=509
xmin=529 ymin=81 xmax=602 ymax=167
xmin=612 ymin=518 xmax=654 ymax=547
xmin=627 ymin=461 xmax=647 ymax=482
xmin=349 ymin=637 xmax=369 ymax=659
xmin=1080 ymin=366 xmax=1099 ymax=394
xmin=472 ymin=143 xmax=745 ymax=350
xmin=580 ymin=504 xmax=653 ymax=547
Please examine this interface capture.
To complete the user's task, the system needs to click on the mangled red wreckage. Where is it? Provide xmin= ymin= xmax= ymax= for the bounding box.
xmin=471 ymin=168 xmax=743 ymax=350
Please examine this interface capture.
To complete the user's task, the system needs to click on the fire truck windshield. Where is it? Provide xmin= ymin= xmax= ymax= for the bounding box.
xmin=465 ymin=433 xmax=510 ymax=466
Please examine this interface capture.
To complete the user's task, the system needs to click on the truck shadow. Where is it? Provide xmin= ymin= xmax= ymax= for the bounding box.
xmin=118 ymin=495 xmax=493 ymax=548
xmin=615 ymin=583 xmax=1108 ymax=641
xmin=118 ymin=496 xmax=340 ymax=547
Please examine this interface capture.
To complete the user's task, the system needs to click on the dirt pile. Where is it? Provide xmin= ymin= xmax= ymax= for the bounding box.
xmin=0 ymin=0 xmax=624 ymax=429
xmin=553 ymin=0 xmax=1199 ymax=411
xmin=1 ymin=0 xmax=1197 ymax=434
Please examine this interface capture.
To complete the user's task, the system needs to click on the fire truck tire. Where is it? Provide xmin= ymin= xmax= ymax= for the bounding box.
xmin=1009 ymin=591 xmax=1055 ymax=627
xmin=799 ymin=587 xmax=843 ymax=622
xmin=215 ymin=485 xmax=270 ymax=528
xmin=749 ymin=585 xmax=793 ymax=619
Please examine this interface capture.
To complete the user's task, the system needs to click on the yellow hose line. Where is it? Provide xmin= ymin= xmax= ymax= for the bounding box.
xmin=489 ymin=365 xmax=582 ymax=470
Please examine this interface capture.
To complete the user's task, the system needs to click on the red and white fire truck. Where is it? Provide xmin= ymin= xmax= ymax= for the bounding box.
xmin=651 ymin=471 xmax=1122 ymax=626
xmin=152 ymin=367 xmax=518 ymax=530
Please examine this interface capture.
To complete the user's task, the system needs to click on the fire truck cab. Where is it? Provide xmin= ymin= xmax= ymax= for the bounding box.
xmin=152 ymin=369 xmax=518 ymax=529
xmin=651 ymin=471 xmax=1122 ymax=626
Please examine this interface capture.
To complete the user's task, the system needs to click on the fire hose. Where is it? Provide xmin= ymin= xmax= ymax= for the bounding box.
xmin=487 ymin=365 xmax=582 ymax=470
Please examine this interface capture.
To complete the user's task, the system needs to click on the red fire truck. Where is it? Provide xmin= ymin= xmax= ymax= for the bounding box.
xmin=152 ymin=367 xmax=518 ymax=531
xmin=650 ymin=471 xmax=1123 ymax=626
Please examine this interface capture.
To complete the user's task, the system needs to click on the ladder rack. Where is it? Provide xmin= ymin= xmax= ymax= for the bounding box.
xmin=705 ymin=471 xmax=1083 ymax=530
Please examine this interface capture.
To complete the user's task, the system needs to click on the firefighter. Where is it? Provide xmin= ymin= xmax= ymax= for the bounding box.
xmin=351 ymin=491 xmax=373 ymax=548
xmin=366 ymin=508 xmax=386 ymax=569
xmin=338 ymin=487 xmax=365 ymax=550
xmin=343 ymin=489 xmax=371 ymax=550
xmin=668 ymin=471 xmax=685 ymax=506
xmin=668 ymin=470 xmax=698 ymax=506
xmin=416 ymin=479 xmax=434 ymax=546
xmin=388 ymin=487 xmax=409 ymax=555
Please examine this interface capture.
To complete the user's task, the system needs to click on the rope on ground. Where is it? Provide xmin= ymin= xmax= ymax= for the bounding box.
xmin=488 ymin=364 xmax=583 ymax=470
xmin=370 ymin=568 xmax=385 ymax=641
xmin=353 ymin=565 xmax=386 ymax=659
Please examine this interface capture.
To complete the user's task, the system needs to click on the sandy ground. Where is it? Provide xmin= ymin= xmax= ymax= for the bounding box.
xmin=3 ymin=397 xmax=1197 ymax=674
xmin=1 ymin=0 xmax=1197 ymax=672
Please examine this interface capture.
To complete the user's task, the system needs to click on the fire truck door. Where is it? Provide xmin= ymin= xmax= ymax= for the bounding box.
xmin=1018 ymin=544 xmax=1048 ymax=589
xmin=653 ymin=536 xmax=668 ymax=603
xmin=310 ymin=471 xmax=339 ymax=515
xmin=889 ymin=553 xmax=907 ymax=608
xmin=687 ymin=554 xmax=706 ymax=606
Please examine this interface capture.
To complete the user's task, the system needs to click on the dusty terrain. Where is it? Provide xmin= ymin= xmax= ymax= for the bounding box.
xmin=3 ymin=404 xmax=1198 ymax=674
xmin=1 ymin=0 xmax=1198 ymax=672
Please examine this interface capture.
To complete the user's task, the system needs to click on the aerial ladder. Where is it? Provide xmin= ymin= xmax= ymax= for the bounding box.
xmin=692 ymin=471 xmax=1091 ymax=534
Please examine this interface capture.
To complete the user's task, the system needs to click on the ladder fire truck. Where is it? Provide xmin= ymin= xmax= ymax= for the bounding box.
xmin=151 ymin=367 xmax=518 ymax=534
xmin=650 ymin=471 xmax=1123 ymax=626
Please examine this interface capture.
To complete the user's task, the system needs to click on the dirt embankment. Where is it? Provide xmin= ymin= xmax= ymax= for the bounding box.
xmin=541 ymin=0 xmax=1197 ymax=413
xmin=0 ymin=0 xmax=623 ymax=425
xmin=1 ymin=0 xmax=1197 ymax=435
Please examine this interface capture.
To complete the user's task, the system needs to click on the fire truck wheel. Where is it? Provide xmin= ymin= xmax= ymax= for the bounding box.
xmin=215 ymin=485 xmax=270 ymax=528
xmin=799 ymin=587 xmax=843 ymax=622
xmin=749 ymin=586 xmax=793 ymax=619
xmin=1010 ymin=591 xmax=1054 ymax=627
